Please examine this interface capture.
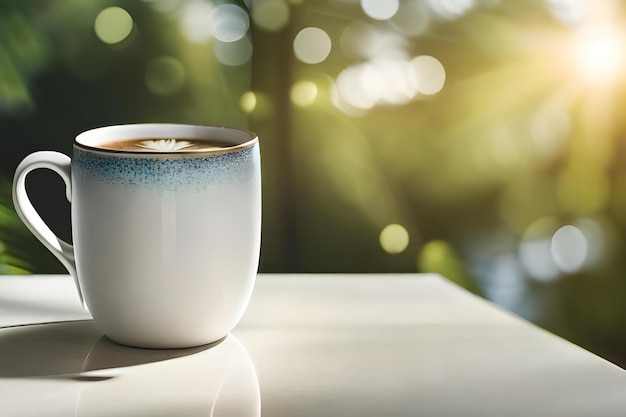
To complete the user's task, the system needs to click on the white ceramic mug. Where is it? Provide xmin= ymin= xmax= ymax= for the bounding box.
xmin=12 ymin=124 xmax=261 ymax=348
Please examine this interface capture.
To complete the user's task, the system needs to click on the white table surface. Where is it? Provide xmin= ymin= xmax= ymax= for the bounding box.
xmin=1 ymin=274 xmax=626 ymax=417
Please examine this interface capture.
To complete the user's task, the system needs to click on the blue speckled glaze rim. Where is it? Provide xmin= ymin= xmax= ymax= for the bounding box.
xmin=71 ymin=124 xmax=260 ymax=192
xmin=74 ymin=123 xmax=258 ymax=159
xmin=72 ymin=143 xmax=260 ymax=193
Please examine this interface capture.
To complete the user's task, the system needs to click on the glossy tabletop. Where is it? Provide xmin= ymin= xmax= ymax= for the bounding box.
xmin=1 ymin=274 xmax=626 ymax=417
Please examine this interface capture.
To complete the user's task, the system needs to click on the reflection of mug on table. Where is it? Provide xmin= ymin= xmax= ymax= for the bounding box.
xmin=77 ymin=334 xmax=261 ymax=417
xmin=0 ymin=321 xmax=260 ymax=417
xmin=12 ymin=124 xmax=262 ymax=348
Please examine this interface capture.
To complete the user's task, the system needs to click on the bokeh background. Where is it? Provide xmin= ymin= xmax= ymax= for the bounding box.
xmin=2 ymin=0 xmax=626 ymax=367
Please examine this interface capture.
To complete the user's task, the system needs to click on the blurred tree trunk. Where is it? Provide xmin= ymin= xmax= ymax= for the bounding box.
xmin=251 ymin=20 xmax=300 ymax=272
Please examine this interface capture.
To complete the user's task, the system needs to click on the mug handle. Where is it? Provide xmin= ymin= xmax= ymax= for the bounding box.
xmin=12 ymin=151 xmax=84 ymax=306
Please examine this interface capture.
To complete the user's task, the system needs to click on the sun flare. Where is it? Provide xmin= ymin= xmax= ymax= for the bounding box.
xmin=572 ymin=27 xmax=626 ymax=85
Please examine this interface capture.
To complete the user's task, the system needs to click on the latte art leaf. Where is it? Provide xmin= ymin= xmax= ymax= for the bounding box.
xmin=137 ymin=139 xmax=194 ymax=151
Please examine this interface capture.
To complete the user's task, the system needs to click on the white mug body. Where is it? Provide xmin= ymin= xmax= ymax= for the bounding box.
xmin=13 ymin=124 xmax=261 ymax=349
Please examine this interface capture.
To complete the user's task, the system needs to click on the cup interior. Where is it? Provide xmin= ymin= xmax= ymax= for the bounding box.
xmin=74 ymin=124 xmax=257 ymax=153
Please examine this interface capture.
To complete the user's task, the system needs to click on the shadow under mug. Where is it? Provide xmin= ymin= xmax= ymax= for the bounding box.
xmin=12 ymin=124 xmax=262 ymax=348
xmin=0 ymin=321 xmax=260 ymax=417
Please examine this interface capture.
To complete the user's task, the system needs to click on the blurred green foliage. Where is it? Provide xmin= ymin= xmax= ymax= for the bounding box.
xmin=0 ymin=178 xmax=60 ymax=274
xmin=0 ymin=2 xmax=50 ymax=111
xmin=0 ymin=200 xmax=31 ymax=274
xmin=418 ymin=240 xmax=482 ymax=296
